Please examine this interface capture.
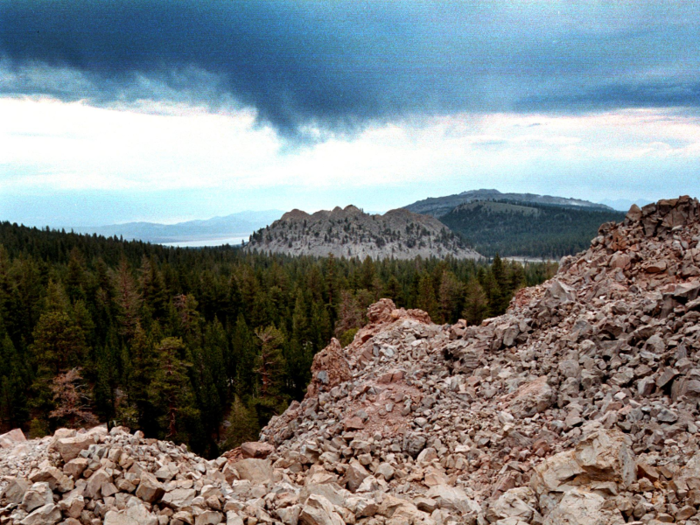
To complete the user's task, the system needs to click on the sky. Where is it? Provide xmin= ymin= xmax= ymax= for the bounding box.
xmin=0 ymin=1 xmax=699 ymax=227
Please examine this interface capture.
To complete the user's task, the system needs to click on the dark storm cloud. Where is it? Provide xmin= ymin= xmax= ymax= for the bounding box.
xmin=1 ymin=1 xmax=698 ymax=136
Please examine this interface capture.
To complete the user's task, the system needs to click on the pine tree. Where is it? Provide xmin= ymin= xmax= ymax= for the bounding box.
xmin=334 ymin=290 xmax=363 ymax=343
xmin=113 ymin=258 xmax=142 ymax=339
xmin=148 ymin=337 xmax=198 ymax=440
xmin=139 ymin=256 xmax=168 ymax=320
xmin=416 ymin=273 xmax=439 ymax=321
xmin=462 ymin=279 xmax=489 ymax=325
xmin=223 ymin=396 xmax=260 ymax=449
xmin=438 ymin=270 xmax=464 ymax=324
xmin=230 ymin=315 xmax=256 ymax=397
xmin=65 ymin=248 xmax=87 ymax=304
xmin=254 ymin=326 xmax=286 ymax=400
xmin=29 ymin=281 xmax=90 ymax=422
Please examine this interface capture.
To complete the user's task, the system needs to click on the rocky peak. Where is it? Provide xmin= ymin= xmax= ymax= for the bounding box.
xmin=247 ymin=205 xmax=481 ymax=260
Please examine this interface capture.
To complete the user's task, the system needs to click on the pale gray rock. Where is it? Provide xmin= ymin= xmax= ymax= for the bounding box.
xmin=543 ymin=488 xmax=625 ymax=525
xmin=52 ymin=433 xmax=94 ymax=462
xmin=104 ymin=501 xmax=159 ymax=525
xmin=19 ymin=503 xmax=61 ymax=525
xmin=135 ymin=472 xmax=164 ymax=503
xmin=1 ymin=477 xmax=30 ymax=504
xmin=426 ymin=485 xmax=480 ymax=514
xmin=231 ymin=458 xmax=273 ymax=484
xmin=21 ymin=482 xmax=53 ymax=512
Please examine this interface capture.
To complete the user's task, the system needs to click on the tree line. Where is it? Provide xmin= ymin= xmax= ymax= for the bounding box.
xmin=0 ymin=221 xmax=555 ymax=457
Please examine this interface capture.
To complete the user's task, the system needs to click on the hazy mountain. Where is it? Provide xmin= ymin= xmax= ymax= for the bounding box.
xmin=246 ymin=205 xmax=481 ymax=260
xmin=440 ymin=200 xmax=625 ymax=258
xmin=405 ymin=188 xmax=612 ymax=217
xmin=75 ymin=210 xmax=283 ymax=245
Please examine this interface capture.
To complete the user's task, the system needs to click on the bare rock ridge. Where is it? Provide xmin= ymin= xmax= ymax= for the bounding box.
xmin=246 ymin=205 xmax=481 ymax=260
xmin=2 ymin=195 xmax=700 ymax=524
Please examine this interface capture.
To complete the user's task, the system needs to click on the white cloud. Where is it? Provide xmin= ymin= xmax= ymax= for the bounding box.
xmin=1 ymin=97 xmax=699 ymax=221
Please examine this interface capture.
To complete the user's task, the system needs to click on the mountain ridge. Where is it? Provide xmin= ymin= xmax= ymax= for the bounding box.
xmin=440 ymin=199 xmax=626 ymax=258
xmin=246 ymin=204 xmax=481 ymax=260
xmin=404 ymin=188 xmax=613 ymax=218
xmin=73 ymin=210 xmax=283 ymax=245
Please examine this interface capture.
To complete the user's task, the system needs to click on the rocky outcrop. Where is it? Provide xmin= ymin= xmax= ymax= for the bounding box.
xmin=246 ymin=204 xmax=481 ymax=260
xmin=3 ymin=196 xmax=700 ymax=524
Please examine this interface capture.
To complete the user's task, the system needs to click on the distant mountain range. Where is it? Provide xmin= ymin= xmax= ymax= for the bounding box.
xmin=246 ymin=205 xmax=481 ymax=260
xmin=405 ymin=188 xmax=612 ymax=217
xmin=66 ymin=189 xmax=645 ymax=257
xmin=74 ymin=210 xmax=283 ymax=245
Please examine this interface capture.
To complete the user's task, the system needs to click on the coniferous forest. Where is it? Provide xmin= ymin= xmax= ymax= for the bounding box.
xmin=440 ymin=200 xmax=626 ymax=258
xmin=0 ymin=221 xmax=556 ymax=457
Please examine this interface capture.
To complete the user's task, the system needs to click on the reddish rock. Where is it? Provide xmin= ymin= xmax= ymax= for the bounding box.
xmin=240 ymin=441 xmax=275 ymax=459
xmin=343 ymin=417 xmax=365 ymax=431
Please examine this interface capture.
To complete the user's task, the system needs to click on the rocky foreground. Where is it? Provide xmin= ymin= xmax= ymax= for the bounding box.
xmin=3 ymin=196 xmax=700 ymax=524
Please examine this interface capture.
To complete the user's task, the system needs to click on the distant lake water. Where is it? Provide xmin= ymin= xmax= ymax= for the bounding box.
xmin=160 ymin=235 xmax=249 ymax=248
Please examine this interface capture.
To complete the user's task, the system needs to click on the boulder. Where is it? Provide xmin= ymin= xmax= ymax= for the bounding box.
xmin=542 ymin=488 xmax=625 ymax=525
xmin=306 ymin=338 xmax=352 ymax=397
xmin=299 ymin=494 xmax=344 ymax=525
xmin=240 ymin=441 xmax=275 ymax=459
xmin=104 ymin=501 xmax=159 ymax=525
xmin=301 ymin=483 xmax=350 ymax=508
xmin=162 ymin=488 xmax=196 ymax=509
xmin=85 ymin=467 xmax=112 ymax=499
xmin=230 ymin=458 xmax=273 ymax=484
xmin=195 ymin=511 xmax=224 ymax=525
xmin=21 ymin=481 xmax=53 ymax=512
xmin=19 ymin=503 xmax=61 ymax=525
xmin=57 ymin=489 xmax=85 ymax=519
xmin=63 ymin=457 xmax=89 ymax=479
xmin=544 ymin=279 xmax=574 ymax=305
xmin=426 ymin=484 xmax=480 ymax=514
xmin=0 ymin=428 xmax=26 ymax=448
xmin=135 ymin=472 xmax=164 ymax=503
xmin=531 ymin=430 xmax=636 ymax=495
xmin=52 ymin=433 xmax=94 ymax=462
xmin=509 ymin=376 xmax=555 ymax=418
xmin=1 ymin=477 xmax=30 ymax=504
xmin=29 ymin=465 xmax=74 ymax=492
xmin=343 ymin=459 xmax=370 ymax=493
xmin=488 ymin=487 xmax=536 ymax=522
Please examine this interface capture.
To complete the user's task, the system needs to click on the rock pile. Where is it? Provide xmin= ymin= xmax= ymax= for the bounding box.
xmin=2 ymin=195 xmax=700 ymax=525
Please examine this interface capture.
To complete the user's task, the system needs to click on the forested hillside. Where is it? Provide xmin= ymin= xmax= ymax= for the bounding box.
xmin=440 ymin=200 xmax=626 ymax=258
xmin=0 ymin=221 xmax=555 ymax=457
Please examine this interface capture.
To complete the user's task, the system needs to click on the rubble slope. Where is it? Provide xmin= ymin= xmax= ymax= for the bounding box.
xmin=2 ymin=196 xmax=700 ymax=525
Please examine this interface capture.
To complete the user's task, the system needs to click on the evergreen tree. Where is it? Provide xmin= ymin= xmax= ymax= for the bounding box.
xmin=254 ymin=326 xmax=286 ymax=400
xmin=113 ymin=258 xmax=142 ymax=339
xmin=416 ymin=272 xmax=439 ymax=321
xmin=462 ymin=279 xmax=489 ymax=325
xmin=148 ymin=337 xmax=198 ymax=440
xmin=223 ymin=395 xmax=260 ymax=449
xmin=438 ymin=270 xmax=464 ymax=324
xmin=29 ymin=281 xmax=89 ymax=423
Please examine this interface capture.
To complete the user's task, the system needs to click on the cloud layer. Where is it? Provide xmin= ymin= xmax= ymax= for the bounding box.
xmin=1 ymin=1 xmax=699 ymax=137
